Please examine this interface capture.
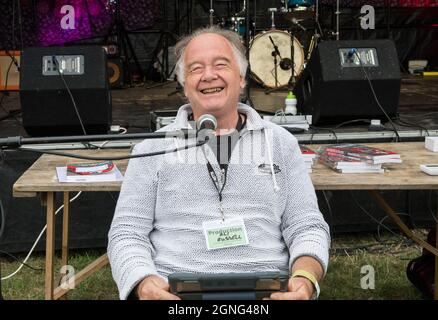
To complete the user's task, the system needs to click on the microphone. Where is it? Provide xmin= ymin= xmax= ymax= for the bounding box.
xmin=196 ymin=114 xmax=217 ymax=143
xmin=279 ymin=58 xmax=293 ymax=71
xmin=196 ymin=114 xmax=217 ymax=131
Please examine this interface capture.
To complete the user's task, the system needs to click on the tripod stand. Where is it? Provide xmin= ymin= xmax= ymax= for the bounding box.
xmin=105 ymin=0 xmax=144 ymax=85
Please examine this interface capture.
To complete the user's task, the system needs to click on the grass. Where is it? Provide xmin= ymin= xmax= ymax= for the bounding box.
xmin=0 ymin=231 xmax=428 ymax=300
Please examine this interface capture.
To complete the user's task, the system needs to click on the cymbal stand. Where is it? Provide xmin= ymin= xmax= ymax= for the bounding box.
xmin=244 ymin=0 xmax=254 ymax=107
xmin=307 ymin=0 xmax=322 ymax=60
xmin=288 ymin=32 xmax=296 ymax=87
xmin=107 ymin=0 xmax=144 ymax=85
xmin=268 ymin=7 xmax=277 ymax=29
xmin=334 ymin=0 xmax=340 ymax=40
xmin=209 ymin=0 xmax=215 ymax=26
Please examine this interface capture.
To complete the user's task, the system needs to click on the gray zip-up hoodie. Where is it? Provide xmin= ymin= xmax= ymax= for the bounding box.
xmin=108 ymin=103 xmax=330 ymax=299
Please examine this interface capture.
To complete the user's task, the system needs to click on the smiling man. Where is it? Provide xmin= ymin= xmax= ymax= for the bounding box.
xmin=108 ymin=26 xmax=330 ymax=301
xmin=180 ymin=32 xmax=245 ymax=132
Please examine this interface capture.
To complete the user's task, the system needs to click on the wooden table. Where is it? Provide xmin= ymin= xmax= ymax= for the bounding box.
xmin=12 ymin=142 xmax=438 ymax=299
xmin=13 ymin=149 xmax=129 ymax=300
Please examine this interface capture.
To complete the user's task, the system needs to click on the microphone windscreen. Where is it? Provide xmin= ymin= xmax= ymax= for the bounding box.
xmin=196 ymin=114 xmax=217 ymax=131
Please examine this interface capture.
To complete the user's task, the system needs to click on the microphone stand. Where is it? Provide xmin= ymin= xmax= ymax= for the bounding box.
xmin=0 ymin=131 xmax=198 ymax=150
xmin=270 ymin=36 xmax=281 ymax=89
xmin=265 ymin=36 xmax=292 ymax=94
xmin=244 ymin=0 xmax=254 ymax=108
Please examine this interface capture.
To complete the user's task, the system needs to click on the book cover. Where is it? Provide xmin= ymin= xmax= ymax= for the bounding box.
xmin=300 ymin=144 xmax=316 ymax=156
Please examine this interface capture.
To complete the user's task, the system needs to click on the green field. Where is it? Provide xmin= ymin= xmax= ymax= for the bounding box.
xmin=0 ymin=231 xmax=428 ymax=300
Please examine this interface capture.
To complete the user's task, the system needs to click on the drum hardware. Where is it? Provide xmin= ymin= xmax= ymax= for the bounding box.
xmin=235 ymin=0 xmax=246 ymax=17
xmin=307 ymin=33 xmax=320 ymax=61
xmin=209 ymin=0 xmax=215 ymax=26
xmin=281 ymin=7 xmax=315 ymax=22
xmin=265 ymin=35 xmax=295 ymax=94
xmin=290 ymin=17 xmax=307 ymax=31
xmin=249 ymin=30 xmax=304 ymax=92
xmin=307 ymin=0 xmax=323 ymax=60
xmin=268 ymin=35 xmax=282 ymax=88
xmin=280 ymin=0 xmax=289 ymax=12
xmin=288 ymin=0 xmax=315 ymax=7
xmin=334 ymin=0 xmax=340 ymax=40
xmin=268 ymin=8 xmax=278 ymax=29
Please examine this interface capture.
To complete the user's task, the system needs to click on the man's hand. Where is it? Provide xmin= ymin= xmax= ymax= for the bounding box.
xmin=267 ymin=276 xmax=315 ymax=300
xmin=137 ymin=275 xmax=181 ymax=300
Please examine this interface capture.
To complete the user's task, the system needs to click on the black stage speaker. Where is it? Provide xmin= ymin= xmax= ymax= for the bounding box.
xmin=294 ymin=40 xmax=401 ymax=125
xmin=20 ymin=46 xmax=112 ymax=136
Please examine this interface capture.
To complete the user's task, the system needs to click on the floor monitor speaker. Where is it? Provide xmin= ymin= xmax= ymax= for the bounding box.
xmin=20 ymin=46 xmax=112 ymax=136
xmin=294 ymin=40 xmax=401 ymax=125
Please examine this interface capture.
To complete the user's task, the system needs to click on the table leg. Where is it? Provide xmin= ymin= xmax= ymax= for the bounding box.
xmin=435 ymin=208 xmax=438 ymax=300
xmin=45 ymin=192 xmax=55 ymax=300
xmin=369 ymin=190 xmax=438 ymax=300
xmin=369 ymin=190 xmax=438 ymax=256
xmin=60 ymin=192 xmax=70 ymax=300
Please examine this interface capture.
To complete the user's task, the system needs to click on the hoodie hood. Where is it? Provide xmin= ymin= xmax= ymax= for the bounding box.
xmin=165 ymin=103 xmax=265 ymax=132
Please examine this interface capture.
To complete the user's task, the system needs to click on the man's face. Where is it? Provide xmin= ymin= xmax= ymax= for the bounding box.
xmin=183 ymin=33 xmax=245 ymax=118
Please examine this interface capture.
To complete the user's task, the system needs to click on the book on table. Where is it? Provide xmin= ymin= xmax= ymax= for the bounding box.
xmin=317 ymin=143 xmax=403 ymax=173
xmin=299 ymin=144 xmax=317 ymax=173
xmin=318 ymin=144 xmax=402 ymax=165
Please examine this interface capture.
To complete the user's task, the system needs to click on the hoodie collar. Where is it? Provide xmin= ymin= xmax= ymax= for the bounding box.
xmin=172 ymin=103 xmax=265 ymax=131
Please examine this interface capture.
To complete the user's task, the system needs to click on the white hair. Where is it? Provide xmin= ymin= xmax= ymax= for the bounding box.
xmin=174 ymin=26 xmax=248 ymax=87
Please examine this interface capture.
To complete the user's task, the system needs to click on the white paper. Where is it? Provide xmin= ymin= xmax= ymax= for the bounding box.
xmin=56 ymin=166 xmax=123 ymax=183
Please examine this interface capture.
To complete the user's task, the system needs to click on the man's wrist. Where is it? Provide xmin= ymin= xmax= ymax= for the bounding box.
xmin=127 ymin=283 xmax=140 ymax=300
xmin=291 ymin=269 xmax=320 ymax=299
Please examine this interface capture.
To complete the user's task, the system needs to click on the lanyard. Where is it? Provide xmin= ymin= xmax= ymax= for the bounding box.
xmin=203 ymin=113 xmax=244 ymax=221
xmin=206 ymin=160 xmax=228 ymax=221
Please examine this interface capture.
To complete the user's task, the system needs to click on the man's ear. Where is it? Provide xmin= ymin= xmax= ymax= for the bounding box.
xmin=240 ymin=76 xmax=246 ymax=89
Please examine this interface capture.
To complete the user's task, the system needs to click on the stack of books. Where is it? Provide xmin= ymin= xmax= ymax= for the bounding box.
xmin=299 ymin=144 xmax=317 ymax=173
xmin=317 ymin=143 xmax=402 ymax=173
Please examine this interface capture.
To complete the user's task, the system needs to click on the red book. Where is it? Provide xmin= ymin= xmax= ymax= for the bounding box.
xmin=299 ymin=144 xmax=317 ymax=160
xmin=318 ymin=144 xmax=401 ymax=164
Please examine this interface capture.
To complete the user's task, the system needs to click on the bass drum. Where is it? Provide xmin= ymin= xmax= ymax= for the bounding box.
xmin=249 ymin=30 xmax=304 ymax=88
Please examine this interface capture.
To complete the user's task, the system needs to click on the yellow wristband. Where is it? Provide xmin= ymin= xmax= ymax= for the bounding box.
xmin=291 ymin=269 xmax=320 ymax=299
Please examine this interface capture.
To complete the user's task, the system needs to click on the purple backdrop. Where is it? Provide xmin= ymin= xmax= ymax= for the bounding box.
xmin=0 ymin=0 xmax=160 ymax=48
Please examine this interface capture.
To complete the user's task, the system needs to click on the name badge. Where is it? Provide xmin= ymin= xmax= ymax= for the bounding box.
xmin=202 ymin=217 xmax=249 ymax=250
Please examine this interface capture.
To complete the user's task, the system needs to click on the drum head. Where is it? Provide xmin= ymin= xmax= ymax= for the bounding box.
xmin=249 ymin=30 xmax=304 ymax=88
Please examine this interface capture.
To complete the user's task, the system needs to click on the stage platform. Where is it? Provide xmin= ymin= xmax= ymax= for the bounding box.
xmin=1 ymin=76 xmax=438 ymax=252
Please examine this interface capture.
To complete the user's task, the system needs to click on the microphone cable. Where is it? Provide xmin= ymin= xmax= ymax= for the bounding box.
xmin=12 ymin=114 xmax=216 ymax=161
xmin=18 ymin=139 xmax=208 ymax=161
xmin=52 ymin=57 xmax=87 ymax=136
xmin=0 ymin=127 xmax=129 ymax=283
xmin=352 ymin=49 xmax=401 ymax=142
